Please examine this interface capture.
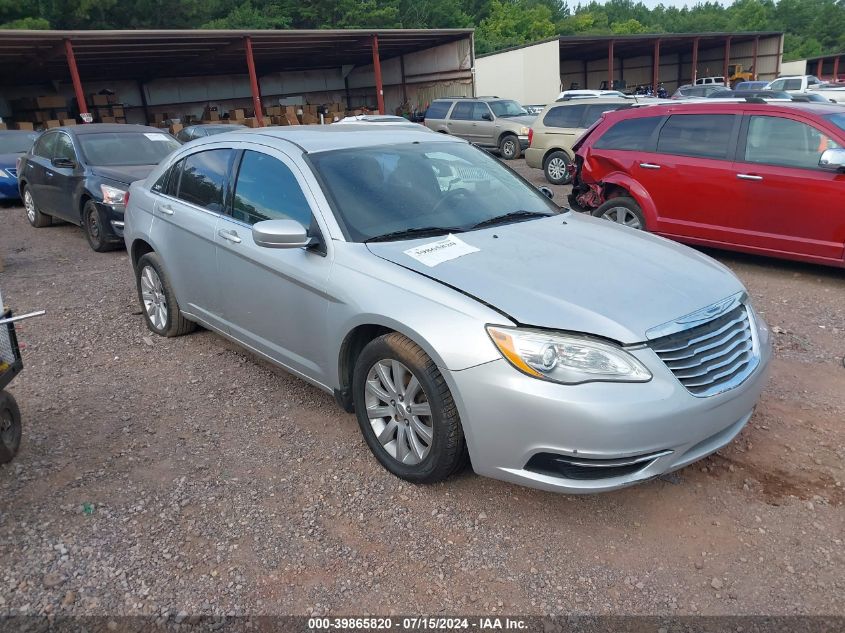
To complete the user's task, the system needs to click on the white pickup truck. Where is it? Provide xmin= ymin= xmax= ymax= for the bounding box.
xmin=765 ymin=75 xmax=845 ymax=103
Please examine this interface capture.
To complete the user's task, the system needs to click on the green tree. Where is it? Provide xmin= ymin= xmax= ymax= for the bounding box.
xmin=475 ymin=0 xmax=556 ymax=53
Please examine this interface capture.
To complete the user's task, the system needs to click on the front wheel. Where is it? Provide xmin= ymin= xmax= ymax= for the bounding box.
xmin=0 ymin=390 xmax=21 ymax=464
xmin=591 ymin=197 xmax=646 ymax=230
xmin=499 ymin=134 xmax=521 ymax=160
xmin=83 ymin=201 xmax=117 ymax=252
xmin=544 ymin=151 xmax=571 ymax=185
xmin=23 ymin=187 xmax=51 ymax=228
xmin=352 ymin=333 xmax=467 ymax=483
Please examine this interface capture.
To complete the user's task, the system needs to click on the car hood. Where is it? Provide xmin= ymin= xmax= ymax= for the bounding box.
xmin=0 ymin=152 xmax=23 ymax=167
xmin=366 ymin=213 xmax=744 ymax=344
xmin=499 ymin=114 xmax=536 ymax=127
xmin=90 ymin=165 xmax=157 ymax=185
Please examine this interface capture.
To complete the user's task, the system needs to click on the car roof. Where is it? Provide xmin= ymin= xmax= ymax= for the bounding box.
xmin=61 ymin=123 xmax=166 ymax=136
xmin=555 ymin=96 xmax=634 ymax=104
xmin=188 ymin=123 xmax=247 ymax=130
xmin=184 ymin=125 xmax=463 ymax=154
xmin=601 ymin=101 xmax=845 ymax=119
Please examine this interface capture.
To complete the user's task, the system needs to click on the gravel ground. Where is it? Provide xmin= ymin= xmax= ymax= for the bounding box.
xmin=0 ymin=164 xmax=843 ymax=619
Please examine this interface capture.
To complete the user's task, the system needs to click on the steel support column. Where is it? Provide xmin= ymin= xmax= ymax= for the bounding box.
xmin=752 ymin=36 xmax=759 ymax=80
xmin=834 ymin=56 xmax=841 ymax=81
xmin=608 ymin=40 xmax=614 ymax=89
xmin=691 ymin=37 xmax=699 ymax=84
xmin=652 ymin=39 xmax=661 ymax=91
xmin=64 ymin=39 xmax=89 ymax=120
xmin=244 ymin=36 xmax=264 ymax=126
xmin=817 ymin=58 xmax=824 ymax=79
xmin=371 ymin=34 xmax=385 ymax=115
xmin=723 ymin=36 xmax=732 ymax=82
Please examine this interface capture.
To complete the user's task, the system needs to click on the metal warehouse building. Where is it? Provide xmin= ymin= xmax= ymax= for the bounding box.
xmin=0 ymin=29 xmax=474 ymax=127
xmin=475 ymin=32 xmax=784 ymax=105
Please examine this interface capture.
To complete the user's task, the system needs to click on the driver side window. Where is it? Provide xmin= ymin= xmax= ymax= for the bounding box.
xmin=231 ymin=151 xmax=312 ymax=227
xmin=53 ymin=133 xmax=76 ymax=162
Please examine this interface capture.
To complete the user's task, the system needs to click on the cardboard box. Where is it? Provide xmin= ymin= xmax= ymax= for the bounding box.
xmin=0 ymin=123 xmax=7 ymax=130
xmin=56 ymin=111 xmax=69 ymax=120
xmin=13 ymin=122 xmax=34 ymax=131
xmin=36 ymin=95 xmax=66 ymax=109
xmin=243 ymin=117 xmax=261 ymax=128
xmin=111 ymin=106 xmax=124 ymax=117
xmin=107 ymin=94 xmax=118 ymax=104
xmin=301 ymin=114 xmax=319 ymax=125
xmin=230 ymin=109 xmax=245 ymax=121
xmin=115 ymin=118 xmax=127 ymax=124
xmin=34 ymin=111 xmax=50 ymax=123
xmin=45 ymin=119 xmax=62 ymax=128
xmin=90 ymin=94 xmax=110 ymax=106
xmin=168 ymin=123 xmax=183 ymax=135
xmin=202 ymin=107 xmax=220 ymax=121
xmin=100 ymin=116 xmax=116 ymax=123
xmin=61 ymin=119 xmax=77 ymax=126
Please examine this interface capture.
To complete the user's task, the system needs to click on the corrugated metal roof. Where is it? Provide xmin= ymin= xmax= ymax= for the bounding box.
xmin=0 ymin=29 xmax=473 ymax=85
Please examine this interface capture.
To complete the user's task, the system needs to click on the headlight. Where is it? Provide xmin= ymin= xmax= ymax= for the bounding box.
xmin=100 ymin=184 xmax=128 ymax=205
xmin=518 ymin=126 xmax=530 ymax=136
xmin=486 ymin=326 xmax=652 ymax=385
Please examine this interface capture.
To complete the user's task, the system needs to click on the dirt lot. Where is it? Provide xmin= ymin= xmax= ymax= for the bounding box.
xmin=0 ymin=163 xmax=843 ymax=619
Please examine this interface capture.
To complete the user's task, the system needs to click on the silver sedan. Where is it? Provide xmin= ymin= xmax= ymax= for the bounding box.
xmin=124 ymin=126 xmax=771 ymax=493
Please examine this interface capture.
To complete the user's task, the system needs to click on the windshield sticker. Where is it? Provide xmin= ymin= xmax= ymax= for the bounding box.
xmin=144 ymin=133 xmax=172 ymax=141
xmin=403 ymin=234 xmax=480 ymax=267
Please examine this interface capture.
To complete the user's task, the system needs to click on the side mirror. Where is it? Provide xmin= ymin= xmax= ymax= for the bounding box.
xmin=538 ymin=186 xmax=555 ymax=200
xmin=481 ymin=112 xmax=493 ymax=121
xmin=252 ymin=219 xmax=315 ymax=249
xmin=819 ymin=148 xmax=845 ymax=172
xmin=52 ymin=157 xmax=76 ymax=169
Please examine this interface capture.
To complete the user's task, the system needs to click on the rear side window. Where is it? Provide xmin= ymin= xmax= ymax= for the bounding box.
xmin=426 ymin=101 xmax=453 ymax=120
xmin=783 ymin=79 xmax=802 ymax=90
xmin=176 ymin=149 xmax=234 ymax=212
xmin=657 ymin=114 xmax=736 ymax=160
xmin=582 ymin=103 xmax=631 ymax=127
xmin=593 ymin=116 xmax=662 ymax=151
xmin=543 ymin=105 xmax=586 ymax=128
xmin=33 ymin=132 xmax=58 ymax=159
xmin=450 ymin=102 xmax=474 ymax=120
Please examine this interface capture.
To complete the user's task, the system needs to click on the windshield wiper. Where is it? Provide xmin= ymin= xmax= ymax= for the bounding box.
xmin=470 ymin=210 xmax=552 ymax=230
xmin=365 ymin=226 xmax=465 ymax=243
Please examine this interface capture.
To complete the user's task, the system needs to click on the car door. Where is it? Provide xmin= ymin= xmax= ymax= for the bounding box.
xmin=540 ymin=104 xmax=586 ymax=152
xmin=21 ymin=132 xmax=58 ymax=213
xmin=150 ymin=147 xmax=234 ymax=329
xmin=43 ymin=131 xmax=84 ymax=221
xmin=472 ymin=102 xmax=497 ymax=145
xmin=724 ymin=113 xmax=845 ymax=261
xmin=214 ymin=146 xmax=333 ymax=384
xmin=642 ymin=113 xmax=741 ymax=241
xmin=447 ymin=102 xmax=482 ymax=144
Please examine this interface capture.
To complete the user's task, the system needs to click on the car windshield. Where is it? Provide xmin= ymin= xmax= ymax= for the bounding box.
xmin=489 ymin=100 xmax=528 ymax=117
xmin=78 ymin=131 xmax=181 ymax=166
xmin=825 ymin=113 xmax=845 ymax=132
xmin=0 ymin=132 xmax=38 ymax=154
xmin=309 ymin=141 xmax=559 ymax=242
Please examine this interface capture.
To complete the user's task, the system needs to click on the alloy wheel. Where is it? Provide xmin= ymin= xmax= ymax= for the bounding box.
xmin=364 ymin=359 xmax=434 ymax=465
xmin=140 ymin=265 xmax=168 ymax=331
xmin=599 ymin=206 xmax=643 ymax=229
xmin=547 ymin=157 xmax=569 ymax=183
xmin=24 ymin=190 xmax=36 ymax=224
xmin=502 ymin=139 xmax=516 ymax=158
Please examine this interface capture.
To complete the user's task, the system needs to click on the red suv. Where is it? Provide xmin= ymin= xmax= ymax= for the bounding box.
xmin=569 ymin=102 xmax=845 ymax=267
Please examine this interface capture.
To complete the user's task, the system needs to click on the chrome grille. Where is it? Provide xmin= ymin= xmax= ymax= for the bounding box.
xmin=649 ymin=304 xmax=758 ymax=397
xmin=5 ymin=168 xmax=17 ymax=178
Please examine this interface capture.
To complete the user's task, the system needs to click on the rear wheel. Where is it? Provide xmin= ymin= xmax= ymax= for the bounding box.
xmin=592 ymin=197 xmax=646 ymax=230
xmin=499 ymin=134 xmax=521 ymax=160
xmin=23 ymin=187 xmax=51 ymax=228
xmin=352 ymin=333 xmax=467 ymax=483
xmin=543 ymin=151 xmax=571 ymax=185
xmin=135 ymin=253 xmax=196 ymax=337
xmin=0 ymin=390 xmax=22 ymax=464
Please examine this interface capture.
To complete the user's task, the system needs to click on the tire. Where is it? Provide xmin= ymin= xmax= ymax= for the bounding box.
xmin=543 ymin=151 xmax=572 ymax=185
xmin=591 ymin=196 xmax=646 ymax=230
xmin=22 ymin=186 xmax=51 ymax=228
xmin=499 ymin=134 xmax=521 ymax=160
xmin=82 ymin=200 xmax=118 ymax=252
xmin=0 ymin=390 xmax=22 ymax=464
xmin=352 ymin=332 xmax=467 ymax=484
xmin=135 ymin=252 xmax=196 ymax=337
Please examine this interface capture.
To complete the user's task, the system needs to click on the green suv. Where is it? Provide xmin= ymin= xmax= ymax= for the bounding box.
xmin=423 ymin=97 xmax=536 ymax=160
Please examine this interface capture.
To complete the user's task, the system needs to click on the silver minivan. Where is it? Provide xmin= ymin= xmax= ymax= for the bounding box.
xmin=124 ymin=126 xmax=771 ymax=494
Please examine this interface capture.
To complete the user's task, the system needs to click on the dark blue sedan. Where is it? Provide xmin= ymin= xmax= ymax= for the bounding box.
xmin=17 ymin=124 xmax=180 ymax=252
xmin=0 ymin=130 xmax=39 ymax=201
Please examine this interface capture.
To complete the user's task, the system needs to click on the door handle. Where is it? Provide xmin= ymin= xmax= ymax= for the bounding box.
xmin=159 ymin=203 xmax=174 ymax=215
xmin=639 ymin=163 xmax=661 ymax=170
xmin=46 ymin=171 xmax=54 ymax=177
xmin=737 ymin=174 xmax=763 ymax=181
xmin=218 ymin=229 xmax=241 ymax=244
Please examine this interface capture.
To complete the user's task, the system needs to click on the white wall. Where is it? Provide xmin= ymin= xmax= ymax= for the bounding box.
xmin=475 ymin=40 xmax=561 ymax=104
xmin=780 ymin=59 xmax=807 ymax=76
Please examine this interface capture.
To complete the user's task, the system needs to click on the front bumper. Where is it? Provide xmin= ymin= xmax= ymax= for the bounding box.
xmin=0 ymin=179 xmax=20 ymax=200
xmin=517 ymin=136 xmax=530 ymax=150
xmin=96 ymin=201 xmax=125 ymax=240
xmin=524 ymin=148 xmax=543 ymax=169
xmin=444 ymin=330 xmax=772 ymax=494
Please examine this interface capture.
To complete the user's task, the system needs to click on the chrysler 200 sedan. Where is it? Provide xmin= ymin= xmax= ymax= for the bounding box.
xmin=123 ymin=126 xmax=771 ymax=493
